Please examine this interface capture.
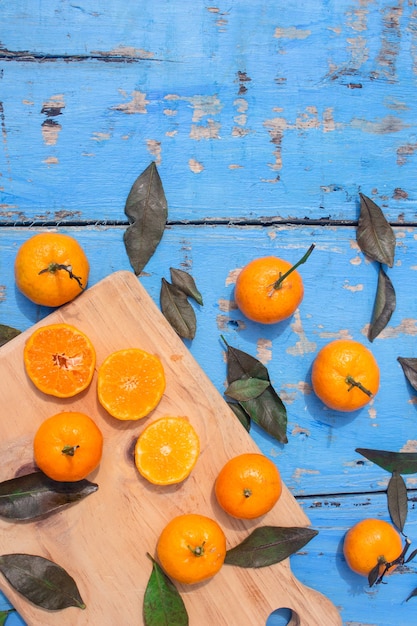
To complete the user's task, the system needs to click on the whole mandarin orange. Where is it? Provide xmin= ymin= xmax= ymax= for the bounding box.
xmin=311 ymin=339 xmax=379 ymax=412
xmin=343 ymin=518 xmax=402 ymax=577
xmin=15 ymin=232 xmax=89 ymax=307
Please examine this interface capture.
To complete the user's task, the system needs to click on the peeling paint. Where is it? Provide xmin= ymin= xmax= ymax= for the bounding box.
xmin=41 ymin=119 xmax=61 ymax=146
xmin=287 ymin=310 xmax=317 ymax=356
xmin=318 ymin=329 xmax=353 ymax=340
xmin=217 ymin=298 xmax=236 ymax=313
xmin=401 ymin=440 xmax=417 ymax=452
xmin=226 ymin=268 xmax=240 ymax=286
xmin=216 ymin=314 xmax=245 ymax=331
xmin=256 ymin=338 xmax=272 ymax=364
xmin=190 ymin=119 xmax=221 ymax=140
xmin=362 ymin=318 xmax=417 ymax=339
xmin=274 ymin=26 xmax=311 ymax=40
xmin=351 ymin=114 xmax=408 ymax=134
xmin=91 ymin=132 xmax=111 ymax=142
xmin=189 ymin=158 xmax=204 ymax=173
xmin=0 ymin=285 xmax=5 ymax=301
xmin=146 ymin=139 xmax=161 ymax=164
xmin=343 ymin=281 xmax=364 ymax=292
xmin=42 ymin=156 xmax=59 ymax=165
xmin=113 ymin=90 xmax=149 ymax=114
xmin=92 ymin=46 xmax=154 ymax=59
xmin=292 ymin=468 xmax=320 ymax=481
xmin=292 ymin=425 xmax=311 ymax=437
xmin=350 ymin=255 xmax=362 ymax=266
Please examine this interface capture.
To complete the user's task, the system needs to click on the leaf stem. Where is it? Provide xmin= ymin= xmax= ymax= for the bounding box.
xmin=62 ymin=445 xmax=80 ymax=457
xmin=269 ymin=244 xmax=315 ymax=294
xmin=345 ymin=375 xmax=373 ymax=398
xmin=188 ymin=542 xmax=206 ymax=557
xmin=38 ymin=263 xmax=85 ymax=291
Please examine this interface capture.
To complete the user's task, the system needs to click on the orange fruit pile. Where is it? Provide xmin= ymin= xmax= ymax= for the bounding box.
xmin=157 ymin=514 xmax=226 ymax=584
xmin=97 ymin=348 xmax=165 ymax=420
xmin=33 ymin=411 xmax=103 ymax=482
xmin=215 ymin=453 xmax=282 ymax=519
xmin=23 ymin=323 xmax=96 ymax=398
xmin=311 ymin=339 xmax=380 ymax=412
xmin=234 ymin=256 xmax=304 ymax=324
xmin=14 ymin=232 xmax=89 ymax=307
xmin=343 ymin=518 xmax=402 ymax=577
xmin=134 ymin=416 xmax=200 ymax=485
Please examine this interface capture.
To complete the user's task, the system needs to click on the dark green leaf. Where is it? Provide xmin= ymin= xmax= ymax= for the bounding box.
xmin=225 ymin=343 xmax=269 ymax=383
xmin=357 ymin=193 xmax=396 ymax=267
xmin=387 ymin=471 xmax=408 ymax=533
xmin=225 ymin=526 xmax=318 ymax=568
xmin=0 ymin=471 xmax=98 ymax=521
xmin=226 ymin=401 xmax=251 ymax=432
xmin=223 ymin=341 xmax=287 ymax=443
xmin=143 ymin=555 xmax=188 ymax=626
xmin=398 ymin=357 xmax=417 ymax=392
xmin=123 ymin=162 xmax=168 ymax=275
xmin=225 ymin=378 xmax=270 ymax=402
xmin=368 ymin=266 xmax=396 ymax=342
xmin=0 ymin=609 xmax=15 ymax=626
xmin=170 ymin=268 xmax=203 ymax=306
xmin=356 ymin=448 xmax=417 ymax=475
xmin=241 ymin=385 xmax=288 ymax=444
xmin=405 ymin=548 xmax=417 ymax=564
xmin=406 ymin=587 xmax=417 ymax=602
xmin=0 ymin=554 xmax=85 ymax=610
xmin=160 ymin=279 xmax=196 ymax=340
xmin=368 ymin=562 xmax=381 ymax=587
xmin=0 ymin=325 xmax=21 ymax=348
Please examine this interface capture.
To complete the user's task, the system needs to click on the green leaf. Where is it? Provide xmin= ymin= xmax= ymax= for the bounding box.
xmin=387 ymin=471 xmax=408 ymax=533
xmin=225 ymin=526 xmax=318 ymax=568
xmin=123 ymin=162 xmax=168 ymax=275
xmin=225 ymin=343 xmax=269 ymax=383
xmin=0 ymin=554 xmax=85 ymax=610
xmin=143 ymin=555 xmax=188 ymax=626
xmin=357 ymin=193 xmax=396 ymax=267
xmin=0 ymin=472 xmax=98 ymax=521
xmin=223 ymin=340 xmax=287 ymax=444
xmin=406 ymin=587 xmax=417 ymax=602
xmin=240 ymin=386 xmax=288 ymax=444
xmin=170 ymin=268 xmax=203 ymax=306
xmin=368 ymin=266 xmax=396 ymax=342
xmin=368 ymin=561 xmax=381 ymax=588
xmin=225 ymin=378 xmax=270 ymax=402
xmin=356 ymin=448 xmax=417 ymax=475
xmin=397 ymin=357 xmax=417 ymax=392
xmin=226 ymin=401 xmax=251 ymax=432
xmin=0 ymin=325 xmax=21 ymax=348
xmin=160 ymin=279 xmax=196 ymax=340
xmin=0 ymin=609 xmax=15 ymax=626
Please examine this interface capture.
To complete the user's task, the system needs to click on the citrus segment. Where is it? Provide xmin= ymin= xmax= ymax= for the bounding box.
xmin=343 ymin=518 xmax=403 ymax=577
xmin=14 ymin=232 xmax=89 ymax=307
xmin=23 ymin=323 xmax=96 ymax=398
xmin=157 ymin=514 xmax=226 ymax=584
xmin=311 ymin=339 xmax=380 ymax=412
xmin=97 ymin=348 xmax=165 ymax=420
xmin=135 ymin=416 xmax=200 ymax=485
xmin=234 ymin=256 xmax=304 ymax=324
xmin=34 ymin=411 xmax=103 ymax=482
xmin=215 ymin=453 xmax=282 ymax=519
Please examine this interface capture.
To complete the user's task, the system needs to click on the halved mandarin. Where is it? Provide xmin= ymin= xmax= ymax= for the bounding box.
xmin=23 ymin=323 xmax=96 ymax=398
xmin=134 ymin=416 xmax=200 ymax=485
xmin=97 ymin=348 xmax=165 ymax=420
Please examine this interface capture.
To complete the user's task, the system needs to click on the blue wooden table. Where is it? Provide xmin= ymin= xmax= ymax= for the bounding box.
xmin=1 ymin=2 xmax=417 ymax=625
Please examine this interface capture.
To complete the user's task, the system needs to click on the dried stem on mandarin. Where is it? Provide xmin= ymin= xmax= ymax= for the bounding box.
xmin=268 ymin=243 xmax=315 ymax=296
xmin=345 ymin=375 xmax=373 ymax=398
xmin=62 ymin=445 xmax=80 ymax=457
xmin=38 ymin=263 xmax=85 ymax=290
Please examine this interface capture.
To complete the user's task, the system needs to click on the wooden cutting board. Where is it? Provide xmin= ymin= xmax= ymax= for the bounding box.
xmin=0 ymin=270 xmax=341 ymax=625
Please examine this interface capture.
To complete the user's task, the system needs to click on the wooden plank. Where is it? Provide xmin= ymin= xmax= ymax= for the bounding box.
xmin=1 ymin=1 xmax=417 ymax=221
xmin=1 ymin=223 xmax=417 ymax=500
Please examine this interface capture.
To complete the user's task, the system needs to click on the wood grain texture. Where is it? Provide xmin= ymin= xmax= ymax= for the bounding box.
xmin=0 ymin=271 xmax=341 ymax=626
xmin=1 ymin=1 xmax=417 ymax=222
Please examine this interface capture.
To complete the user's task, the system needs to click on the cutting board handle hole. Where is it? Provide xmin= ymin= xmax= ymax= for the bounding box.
xmin=267 ymin=607 xmax=300 ymax=626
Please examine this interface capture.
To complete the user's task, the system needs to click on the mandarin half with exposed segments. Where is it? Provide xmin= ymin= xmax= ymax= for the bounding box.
xmin=34 ymin=411 xmax=103 ymax=482
xmin=15 ymin=232 xmax=89 ymax=307
xmin=215 ymin=453 xmax=282 ymax=519
xmin=234 ymin=246 xmax=314 ymax=324
xmin=97 ymin=348 xmax=165 ymax=420
xmin=343 ymin=518 xmax=403 ymax=578
xmin=23 ymin=323 xmax=96 ymax=398
xmin=134 ymin=416 xmax=200 ymax=485
xmin=311 ymin=339 xmax=380 ymax=412
xmin=157 ymin=514 xmax=226 ymax=584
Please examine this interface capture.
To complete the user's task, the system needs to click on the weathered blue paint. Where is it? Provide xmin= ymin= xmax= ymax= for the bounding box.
xmin=1 ymin=1 xmax=417 ymax=624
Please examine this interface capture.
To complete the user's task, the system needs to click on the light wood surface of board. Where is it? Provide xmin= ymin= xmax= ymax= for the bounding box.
xmin=0 ymin=271 xmax=341 ymax=626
